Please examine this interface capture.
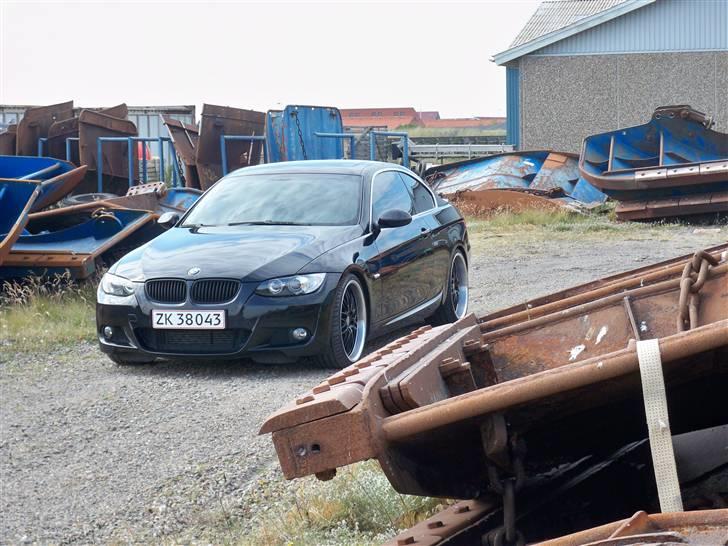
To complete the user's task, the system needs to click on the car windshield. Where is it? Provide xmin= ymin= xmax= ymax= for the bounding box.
xmin=181 ymin=172 xmax=362 ymax=227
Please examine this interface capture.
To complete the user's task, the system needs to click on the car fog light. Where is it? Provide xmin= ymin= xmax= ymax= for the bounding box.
xmin=291 ymin=328 xmax=308 ymax=341
xmin=103 ymin=326 xmax=114 ymax=339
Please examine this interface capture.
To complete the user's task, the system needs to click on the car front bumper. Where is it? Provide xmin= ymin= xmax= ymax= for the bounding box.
xmin=96 ymin=273 xmax=341 ymax=363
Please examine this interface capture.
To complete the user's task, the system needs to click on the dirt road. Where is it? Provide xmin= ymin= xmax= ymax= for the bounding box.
xmin=1 ymin=227 xmax=724 ymax=544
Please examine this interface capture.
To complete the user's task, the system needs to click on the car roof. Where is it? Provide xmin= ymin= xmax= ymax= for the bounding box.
xmin=228 ymin=160 xmax=407 ymax=179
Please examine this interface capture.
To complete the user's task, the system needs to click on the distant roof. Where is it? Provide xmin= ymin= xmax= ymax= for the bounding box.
xmin=493 ymin=0 xmax=655 ymax=65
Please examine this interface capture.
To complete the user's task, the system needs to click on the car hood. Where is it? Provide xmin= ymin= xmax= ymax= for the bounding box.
xmin=112 ymin=224 xmax=363 ymax=282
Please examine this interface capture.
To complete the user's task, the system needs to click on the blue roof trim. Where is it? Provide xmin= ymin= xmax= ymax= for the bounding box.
xmin=492 ymin=0 xmax=655 ymax=65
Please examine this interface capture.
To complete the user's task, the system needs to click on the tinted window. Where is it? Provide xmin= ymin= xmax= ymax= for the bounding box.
xmin=372 ymin=171 xmax=414 ymax=221
xmin=398 ymin=173 xmax=435 ymax=214
xmin=182 ymin=173 xmax=361 ymax=226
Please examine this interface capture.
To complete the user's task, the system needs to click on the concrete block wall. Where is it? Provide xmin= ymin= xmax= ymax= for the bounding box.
xmin=519 ymin=51 xmax=728 ymax=153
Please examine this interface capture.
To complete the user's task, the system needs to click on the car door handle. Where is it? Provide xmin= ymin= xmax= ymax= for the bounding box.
xmin=419 ymin=228 xmax=431 ymax=239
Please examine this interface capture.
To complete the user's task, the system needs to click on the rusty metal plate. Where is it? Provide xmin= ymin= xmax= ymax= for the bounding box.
xmin=78 ymin=109 xmax=137 ymax=181
xmin=195 ymin=104 xmax=265 ymax=190
xmin=15 ymin=101 xmax=74 ymax=156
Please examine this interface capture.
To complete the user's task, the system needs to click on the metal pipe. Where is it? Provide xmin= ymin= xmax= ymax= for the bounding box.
xmin=141 ymin=141 xmax=148 ymax=183
xmin=65 ymin=137 xmax=79 ymax=163
xmin=97 ymin=137 xmax=103 ymax=192
xmin=19 ymin=162 xmax=61 ymax=180
xmin=382 ymin=320 xmax=728 ymax=442
xmin=158 ymin=136 xmax=165 ymax=183
xmin=127 ymin=137 xmax=134 ymax=188
xmin=37 ymin=137 xmax=47 ymax=157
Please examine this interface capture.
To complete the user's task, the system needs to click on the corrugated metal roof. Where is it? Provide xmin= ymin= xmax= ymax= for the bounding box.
xmin=511 ymin=0 xmax=628 ymax=47
xmin=493 ymin=0 xmax=655 ymax=64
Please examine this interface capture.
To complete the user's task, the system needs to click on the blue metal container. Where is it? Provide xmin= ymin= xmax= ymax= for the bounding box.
xmin=265 ymin=106 xmax=344 ymax=162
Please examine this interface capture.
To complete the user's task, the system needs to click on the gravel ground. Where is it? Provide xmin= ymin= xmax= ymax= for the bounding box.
xmin=0 ymin=227 xmax=724 ymax=544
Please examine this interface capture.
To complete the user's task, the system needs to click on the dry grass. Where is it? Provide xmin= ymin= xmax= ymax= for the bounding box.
xmin=0 ymin=273 xmax=97 ymax=356
xmin=155 ymin=461 xmax=445 ymax=546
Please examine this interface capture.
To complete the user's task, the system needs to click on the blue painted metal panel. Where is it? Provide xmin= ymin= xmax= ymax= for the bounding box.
xmin=0 ymin=155 xmax=84 ymax=211
xmin=11 ymin=209 xmax=151 ymax=254
xmin=265 ymin=106 xmax=344 ymax=162
xmin=424 ymin=151 xmax=607 ymax=205
xmin=506 ymin=66 xmax=520 ymax=148
xmin=535 ymin=0 xmax=728 ymax=55
xmin=579 ymin=106 xmax=728 ymax=201
xmin=0 ymin=179 xmax=38 ymax=235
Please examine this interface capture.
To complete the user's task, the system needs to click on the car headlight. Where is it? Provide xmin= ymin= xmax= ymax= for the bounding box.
xmin=99 ymin=273 xmax=136 ymax=297
xmin=256 ymin=273 xmax=326 ymax=297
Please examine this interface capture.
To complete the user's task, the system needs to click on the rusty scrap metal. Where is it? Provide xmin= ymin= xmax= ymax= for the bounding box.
xmin=162 ymin=115 xmax=200 ymax=189
xmin=262 ymin=246 xmax=728 ymax=544
xmin=195 ymin=104 xmax=265 ymax=190
xmin=47 ymin=104 xmax=129 ymax=165
xmin=0 ymin=124 xmax=17 ymax=155
xmin=14 ymin=101 xmax=74 ymax=156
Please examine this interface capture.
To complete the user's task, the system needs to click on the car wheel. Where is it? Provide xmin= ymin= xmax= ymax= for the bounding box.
xmin=430 ymin=250 xmax=469 ymax=325
xmin=311 ymin=273 xmax=368 ymax=369
xmin=107 ymin=353 xmax=155 ymax=366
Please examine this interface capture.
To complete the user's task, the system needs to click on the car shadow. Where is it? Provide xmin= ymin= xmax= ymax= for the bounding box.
xmin=111 ymin=322 xmax=425 ymax=380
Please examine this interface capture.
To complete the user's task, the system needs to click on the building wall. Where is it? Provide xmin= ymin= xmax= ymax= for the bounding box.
xmin=519 ymin=51 xmax=728 ymax=152
xmin=536 ymin=0 xmax=727 ymax=56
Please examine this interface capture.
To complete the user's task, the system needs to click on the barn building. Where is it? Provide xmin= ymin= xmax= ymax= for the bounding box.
xmin=493 ymin=0 xmax=728 ymax=152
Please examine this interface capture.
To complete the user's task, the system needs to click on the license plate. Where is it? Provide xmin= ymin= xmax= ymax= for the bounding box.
xmin=152 ymin=310 xmax=226 ymax=330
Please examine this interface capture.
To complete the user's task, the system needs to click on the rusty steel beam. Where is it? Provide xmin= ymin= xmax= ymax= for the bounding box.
xmin=195 ymin=104 xmax=265 ymax=190
xmin=162 ymin=115 xmax=200 ymax=189
xmin=15 ymin=101 xmax=74 ymax=156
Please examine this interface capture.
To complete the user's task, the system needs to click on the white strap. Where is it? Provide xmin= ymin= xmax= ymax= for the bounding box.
xmin=636 ymin=338 xmax=683 ymax=512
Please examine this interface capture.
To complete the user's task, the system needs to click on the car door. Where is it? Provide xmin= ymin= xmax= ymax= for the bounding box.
xmin=369 ymin=170 xmax=435 ymax=322
xmin=397 ymin=171 xmax=450 ymax=297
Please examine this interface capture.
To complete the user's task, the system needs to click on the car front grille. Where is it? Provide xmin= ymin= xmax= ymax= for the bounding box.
xmin=191 ymin=279 xmax=240 ymax=304
xmin=135 ymin=328 xmax=249 ymax=354
xmin=145 ymin=279 xmax=186 ymax=303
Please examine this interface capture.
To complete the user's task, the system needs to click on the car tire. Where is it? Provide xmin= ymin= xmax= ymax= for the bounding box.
xmin=310 ymin=273 xmax=368 ymax=369
xmin=430 ymin=250 xmax=469 ymax=325
xmin=107 ymin=353 xmax=155 ymax=366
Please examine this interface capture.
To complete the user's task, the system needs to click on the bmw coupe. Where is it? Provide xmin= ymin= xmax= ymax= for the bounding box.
xmin=97 ymin=160 xmax=469 ymax=368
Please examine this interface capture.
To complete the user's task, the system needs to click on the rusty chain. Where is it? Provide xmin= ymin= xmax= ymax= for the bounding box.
xmin=292 ymin=110 xmax=307 ymax=160
xmin=676 ymin=250 xmax=719 ymax=332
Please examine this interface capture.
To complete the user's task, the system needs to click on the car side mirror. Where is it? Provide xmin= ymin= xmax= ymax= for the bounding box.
xmin=377 ymin=209 xmax=412 ymax=229
xmin=157 ymin=212 xmax=179 ymax=229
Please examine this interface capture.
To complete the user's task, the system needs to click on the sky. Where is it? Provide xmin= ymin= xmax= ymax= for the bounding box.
xmin=0 ymin=0 xmax=541 ymax=118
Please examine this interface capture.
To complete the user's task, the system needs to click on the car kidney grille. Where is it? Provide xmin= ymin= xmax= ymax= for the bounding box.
xmin=146 ymin=279 xmax=186 ymax=303
xmin=191 ymin=279 xmax=240 ymax=304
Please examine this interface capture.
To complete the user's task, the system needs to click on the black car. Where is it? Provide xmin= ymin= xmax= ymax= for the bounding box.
xmin=96 ymin=160 xmax=469 ymax=368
